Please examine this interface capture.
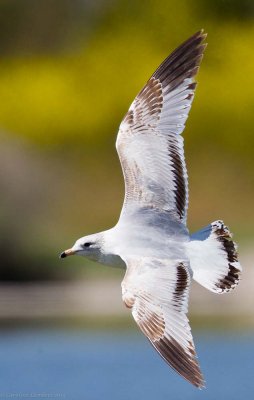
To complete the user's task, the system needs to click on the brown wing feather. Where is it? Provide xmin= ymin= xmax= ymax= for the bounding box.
xmin=121 ymin=258 xmax=205 ymax=388
xmin=122 ymin=76 xmax=163 ymax=132
xmin=116 ymin=31 xmax=207 ymax=223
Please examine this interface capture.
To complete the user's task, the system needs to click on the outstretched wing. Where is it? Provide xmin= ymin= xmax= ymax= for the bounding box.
xmin=116 ymin=31 xmax=206 ymax=224
xmin=121 ymin=257 xmax=205 ymax=388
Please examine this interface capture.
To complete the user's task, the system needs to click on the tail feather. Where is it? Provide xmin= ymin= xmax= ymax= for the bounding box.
xmin=187 ymin=220 xmax=242 ymax=294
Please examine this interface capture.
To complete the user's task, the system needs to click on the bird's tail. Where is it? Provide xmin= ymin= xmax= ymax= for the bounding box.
xmin=186 ymin=220 xmax=242 ymax=293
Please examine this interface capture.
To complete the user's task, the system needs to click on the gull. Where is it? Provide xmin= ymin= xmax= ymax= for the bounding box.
xmin=60 ymin=30 xmax=242 ymax=388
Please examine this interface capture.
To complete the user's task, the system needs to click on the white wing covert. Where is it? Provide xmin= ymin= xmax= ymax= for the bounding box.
xmin=121 ymin=257 xmax=205 ymax=388
xmin=116 ymin=31 xmax=207 ymax=224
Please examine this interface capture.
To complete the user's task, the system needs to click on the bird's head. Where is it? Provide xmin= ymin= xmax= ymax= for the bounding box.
xmin=60 ymin=233 xmax=103 ymax=261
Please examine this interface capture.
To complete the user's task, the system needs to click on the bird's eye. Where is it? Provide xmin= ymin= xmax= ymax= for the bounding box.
xmin=84 ymin=242 xmax=92 ymax=248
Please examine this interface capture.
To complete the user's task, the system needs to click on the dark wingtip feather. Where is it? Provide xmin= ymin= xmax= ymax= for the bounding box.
xmin=149 ymin=335 xmax=205 ymax=388
xmin=152 ymin=30 xmax=207 ymax=91
xmin=191 ymin=29 xmax=207 ymax=43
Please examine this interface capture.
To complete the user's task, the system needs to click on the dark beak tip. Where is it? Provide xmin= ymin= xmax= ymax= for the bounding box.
xmin=59 ymin=251 xmax=66 ymax=259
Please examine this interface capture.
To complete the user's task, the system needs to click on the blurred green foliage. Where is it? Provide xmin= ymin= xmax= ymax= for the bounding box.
xmin=0 ymin=0 xmax=253 ymax=280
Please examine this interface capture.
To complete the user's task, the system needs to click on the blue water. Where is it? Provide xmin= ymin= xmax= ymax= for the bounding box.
xmin=0 ymin=328 xmax=253 ymax=400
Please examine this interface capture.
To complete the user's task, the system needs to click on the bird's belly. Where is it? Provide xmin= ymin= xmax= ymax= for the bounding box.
xmin=110 ymin=232 xmax=188 ymax=261
xmin=130 ymin=239 xmax=187 ymax=260
xmin=104 ymin=221 xmax=189 ymax=264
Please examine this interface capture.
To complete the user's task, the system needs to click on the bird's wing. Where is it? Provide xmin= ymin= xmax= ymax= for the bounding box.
xmin=116 ymin=31 xmax=206 ymax=225
xmin=121 ymin=256 xmax=205 ymax=388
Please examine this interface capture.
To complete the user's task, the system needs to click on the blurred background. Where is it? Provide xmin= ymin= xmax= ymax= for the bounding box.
xmin=0 ymin=0 xmax=253 ymax=399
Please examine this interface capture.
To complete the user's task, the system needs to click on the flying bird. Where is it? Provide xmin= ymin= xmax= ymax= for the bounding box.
xmin=60 ymin=30 xmax=242 ymax=388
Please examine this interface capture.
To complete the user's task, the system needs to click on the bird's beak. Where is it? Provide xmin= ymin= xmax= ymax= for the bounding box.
xmin=59 ymin=248 xmax=76 ymax=259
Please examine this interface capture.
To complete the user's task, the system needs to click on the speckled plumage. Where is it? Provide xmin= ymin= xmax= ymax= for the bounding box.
xmin=61 ymin=31 xmax=242 ymax=388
